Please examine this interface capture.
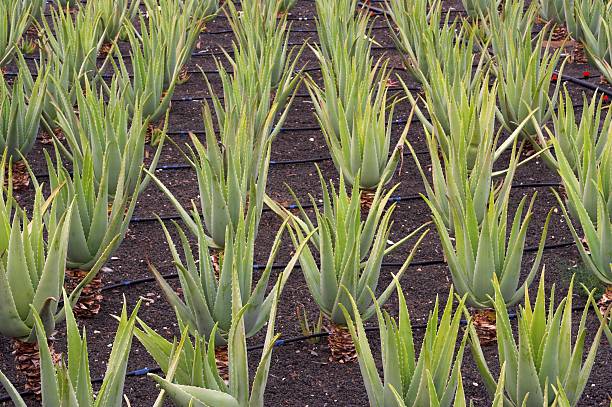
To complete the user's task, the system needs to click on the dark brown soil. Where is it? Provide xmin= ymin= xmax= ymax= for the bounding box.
xmin=1 ymin=1 xmax=611 ymax=406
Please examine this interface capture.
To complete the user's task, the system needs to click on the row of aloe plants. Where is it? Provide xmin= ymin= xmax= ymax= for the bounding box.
xmin=0 ymin=0 xmax=221 ymax=395
xmin=0 ymin=0 xmax=610 ymax=405
xmin=397 ymin=0 xmax=611 ymax=351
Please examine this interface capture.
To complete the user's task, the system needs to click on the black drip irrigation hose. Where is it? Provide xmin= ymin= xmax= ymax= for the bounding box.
xmin=13 ymin=39 xmax=398 ymax=76
xmin=149 ymin=147 xmax=429 ymax=171
xmin=167 ymin=72 xmax=609 ymax=103
xmin=99 ymin=240 xmax=574 ymax=293
xmin=154 ymin=114 xmax=418 ymax=136
xmin=358 ymin=0 xmax=530 ymax=17
xmin=167 ymin=83 xmax=419 ymax=103
xmin=32 ymin=145 xmax=431 ymax=179
xmin=556 ymin=71 xmax=612 ymax=97
xmin=128 ymin=180 xmax=562 ymax=224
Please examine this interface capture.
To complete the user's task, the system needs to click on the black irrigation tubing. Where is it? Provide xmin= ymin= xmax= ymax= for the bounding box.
xmin=168 ymin=71 xmax=610 ymax=104
xmin=557 ymin=72 xmax=612 ymax=98
xmin=95 ymin=160 xmax=565 ymax=180
xmin=32 ymin=146 xmax=432 ymax=179
xmin=16 ymin=39 xmax=399 ymax=75
xmin=357 ymin=0 xmax=529 ymax=16
xmin=8 ymin=57 xmax=392 ymax=80
xmin=165 ymin=95 xmax=587 ymax=137
xmin=359 ymin=2 xmax=470 ymax=17
xmin=168 ymin=83 xmax=420 ymax=103
xmin=198 ymin=24 xmax=390 ymax=35
xmin=99 ymin=241 xmax=575 ymax=293
xmin=30 ymin=116 xmax=424 ymax=179
xmin=128 ymin=180 xmax=563 ymax=225
xmin=127 ymin=194 xmax=423 ymax=224
xmin=165 ymin=114 xmax=419 ymax=137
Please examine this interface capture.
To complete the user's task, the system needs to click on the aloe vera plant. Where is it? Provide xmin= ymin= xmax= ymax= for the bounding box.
xmin=89 ymin=0 xmax=140 ymax=42
xmin=148 ymin=31 xmax=299 ymax=246
xmin=149 ymin=100 xmax=270 ymax=248
xmin=462 ymin=0 xmax=502 ymax=19
xmin=0 ymin=1 xmax=29 ymax=67
xmin=212 ymin=55 xmax=300 ymax=150
xmin=17 ymin=0 xmax=44 ymax=22
xmin=278 ymin=0 xmax=297 ymax=13
xmin=172 ymin=0 xmax=219 ymax=22
xmin=577 ymin=4 xmax=612 ymax=83
xmin=276 ymin=170 xmax=429 ymax=326
xmin=493 ymin=28 xmax=565 ymax=167
xmin=52 ymin=77 xmax=165 ymax=197
xmin=0 ymin=163 xmax=104 ymax=343
xmin=35 ymin=3 xmax=106 ymax=132
xmin=387 ymin=0 xmax=471 ymax=85
xmin=24 ymin=53 xmax=79 ymax=136
xmin=311 ymin=0 xmax=375 ymax=189
xmin=53 ymin=0 xmax=80 ymax=7
xmin=307 ymin=56 xmax=409 ymax=190
xmin=484 ymin=2 xmax=559 ymax=152
xmin=403 ymin=71 xmax=516 ymax=169
xmin=0 ymin=293 xmax=141 ymax=407
xmin=553 ymin=178 xmax=612 ymax=286
xmin=539 ymin=0 xmax=566 ymax=23
xmin=406 ymin=80 xmax=531 ymax=231
xmin=551 ymin=90 xmax=611 ymax=174
xmin=469 ymin=274 xmax=606 ymax=406
xmin=386 ymin=0 xmax=434 ymax=82
xmin=211 ymin=25 xmax=301 ymax=150
xmin=341 ymin=281 xmax=470 ymax=407
xmin=308 ymin=4 xmax=406 ymax=190
xmin=108 ymin=19 xmax=179 ymax=123
xmin=148 ymin=261 xmax=284 ymax=407
xmin=226 ymin=0 xmax=300 ymax=89
xmin=145 ymin=213 xmax=313 ymax=345
xmin=315 ymin=0 xmax=372 ymax=63
xmin=403 ymin=27 xmax=489 ymax=138
xmin=548 ymin=90 xmax=611 ymax=222
xmin=45 ymin=149 xmax=135 ymax=271
xmin=143 ymin=0 xmax=218 ymax=86
xmin=39 ymin=3 xmax=105 ymax=83
xmin=491 ymin=363 xmax=580 ymax=407
xmin=482 ymin=0 xmax=537 ymax=60
xmin=0 ymin=62 xmax=46 ymax=161
xmin=565 ymin=0 xmax=611 ymax=43
xmin=425 ymin=149 xmax=553 ymax=308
